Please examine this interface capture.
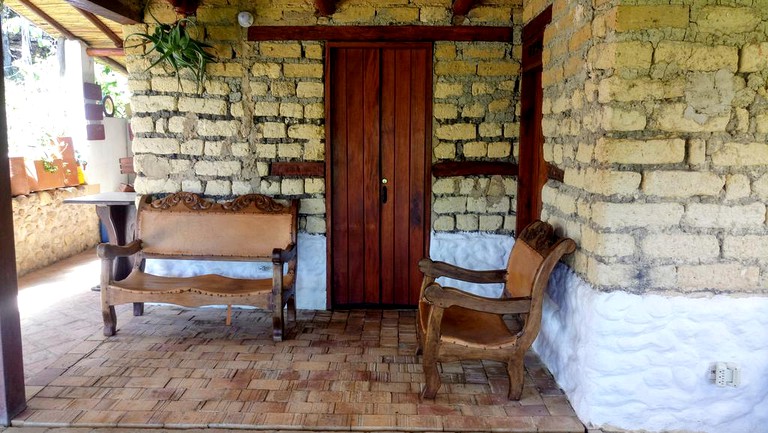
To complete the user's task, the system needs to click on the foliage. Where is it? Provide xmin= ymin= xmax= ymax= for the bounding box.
xmin=41 ymin=158 xmax=58 ymax=173
xmin=125 ymin=17 xmax=216 ymax=93
xmin=2 ymin=6 xmax=56 ymax=82
xmin=2 ymin=6 xmax=64 ymax=157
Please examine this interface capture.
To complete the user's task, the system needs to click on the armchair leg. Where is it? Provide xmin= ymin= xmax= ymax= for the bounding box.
xmin=415 ymin=324 xmax=423 ymax=356
xmin=421 ymin=358 xmax=441 ymax=399
xmin=507 ymin=357 xmax=525 ymax=400
xmin=102 ymin=305 xmax=117 ymax=336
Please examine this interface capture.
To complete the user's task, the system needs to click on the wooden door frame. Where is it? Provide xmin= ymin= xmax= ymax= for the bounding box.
xmin=0 ymin=18 xmax=27 ymax=424
xmin=324 ymin=42 xmax=433 ymax=309
xmin=516 ymin=6 xmax=552 ymax=235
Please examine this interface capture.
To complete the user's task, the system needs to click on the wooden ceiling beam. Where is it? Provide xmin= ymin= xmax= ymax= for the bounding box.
xmin=75 ymin=8 xmax=123 ymax=48
xmin=248 ymin=26 xmax=514 ymax=42
xmin=86 ymin=47 xmax=125 ymax=57
xmin=64 ymin=0 xmax=143 ymax=25
xmin=314 ymin=0 xmax=336 ymax=16
xmin=17 ymin=0 xmax=78 ymax=40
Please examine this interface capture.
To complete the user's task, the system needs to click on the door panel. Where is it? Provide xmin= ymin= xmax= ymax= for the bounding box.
xmin=330 ymin=44 xmax=431 ymax=308
xmin=362 ymin=49 xmax=381 ymax=303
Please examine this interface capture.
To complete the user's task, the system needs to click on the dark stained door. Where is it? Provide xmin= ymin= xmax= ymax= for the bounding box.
xmin=328 ymin=44 xmax=431 ymax=308
xmin=517 ymin=7 xmax=552 ymax=235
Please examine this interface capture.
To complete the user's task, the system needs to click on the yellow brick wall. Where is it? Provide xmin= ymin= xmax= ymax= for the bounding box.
xmin=536 ymin=0 xmax=768 ymax=294
xmin=127 ymin=0 xmax=522 ymax=234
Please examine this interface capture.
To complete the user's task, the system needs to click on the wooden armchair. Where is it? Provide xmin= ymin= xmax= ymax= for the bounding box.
xmin=416 ymin=220 xmax=576 ymax=400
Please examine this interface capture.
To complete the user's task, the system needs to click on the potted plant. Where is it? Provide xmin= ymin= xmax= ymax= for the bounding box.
xmin=28 ymin=154 xmax=65 ymax=192
xmin=54 ymin=137 xmax=81 ymax=186
xmin=126 ymin=14 xmax=216 ymax=93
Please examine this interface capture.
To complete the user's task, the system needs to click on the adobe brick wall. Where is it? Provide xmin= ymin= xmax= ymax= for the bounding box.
xmin=527 ymin=0 xmax=768 ymax=294
xmin=12 ymin=185 xmax=100 ymax=276
xmin=126 ymin=0 xmax=523 ymax=235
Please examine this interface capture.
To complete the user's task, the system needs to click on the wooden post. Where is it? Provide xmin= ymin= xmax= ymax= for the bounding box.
xmin=0 ymin=18 xmax=27 ymax=425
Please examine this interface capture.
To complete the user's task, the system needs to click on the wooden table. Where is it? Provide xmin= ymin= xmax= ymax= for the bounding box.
xmin=64 ymin=192 xmax=143 ymax=315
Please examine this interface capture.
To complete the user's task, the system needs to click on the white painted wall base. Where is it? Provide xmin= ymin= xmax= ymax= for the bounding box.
xmin=145 ymin=233 xmax=327 ymax=309
xmin=143 ymin=231 xmax=514 ymax=309
xmin=535 ymin=265 xmax=768 ymax=433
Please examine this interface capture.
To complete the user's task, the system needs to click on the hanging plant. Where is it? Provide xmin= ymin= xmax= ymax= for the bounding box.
xmin=126 ymin=17 xmax=216 ymax=93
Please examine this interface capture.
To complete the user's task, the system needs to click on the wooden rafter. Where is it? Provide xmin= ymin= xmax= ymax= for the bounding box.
xmin=314 ymin=0 xmax=336 ymax=16
xmin=76 ymin=8 xmax=123 ymax=48
xmin=17 ymin=0 xmax=78 ymax=40
xmin=86 ymin=47 xmax=125 ymax=56
xmin=248 ymin=26 xmax=514 ymax=42
xmin=64 ymin=0 xmax=143 ymax=24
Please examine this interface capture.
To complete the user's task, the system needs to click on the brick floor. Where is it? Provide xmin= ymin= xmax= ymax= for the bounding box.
xmin=9 ymin=249 xmax=586 ymax=433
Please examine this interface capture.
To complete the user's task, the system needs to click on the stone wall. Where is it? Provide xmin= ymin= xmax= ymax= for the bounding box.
xmin=432 ymin=40 xmax=521 ymax=232
xmin=523 ymin=0 xmax=768 ymax=431
xmin=532 ymin=0 xmax=768 ymax=295
xmin=127 ymin=0 xmax=522 ymax=235
xmin=12 ymin=185 xmax=101 ymax=276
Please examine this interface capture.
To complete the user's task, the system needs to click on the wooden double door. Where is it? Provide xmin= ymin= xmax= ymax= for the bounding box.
xmin=328 ymin=43 xmax=431 ymax=308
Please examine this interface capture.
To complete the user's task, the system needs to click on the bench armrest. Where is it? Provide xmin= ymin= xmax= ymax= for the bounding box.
xmin=272 ymin=243 xmax=297 ymax=264
xmin=423 ymin=283 xmax=531 ymax=315
xmin=418 ymin=258 xmax=507 ymax=284
xmin=97 ymin=240 xmax=142 ymax=259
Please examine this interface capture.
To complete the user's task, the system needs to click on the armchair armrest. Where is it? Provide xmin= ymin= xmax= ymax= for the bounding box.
xmin=272 ymin=243 xmax=297 ymax=265
xmin=423 ymin=283 xmax=531 ymax=315
xmin=418 ymin=258 xmax=507 ymax=284
xmin=97 ymin=240 xmax=142 ymax=260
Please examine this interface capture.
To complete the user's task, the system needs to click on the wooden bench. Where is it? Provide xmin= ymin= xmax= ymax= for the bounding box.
xmin=97 ymin=192 xmax=298 ymax=341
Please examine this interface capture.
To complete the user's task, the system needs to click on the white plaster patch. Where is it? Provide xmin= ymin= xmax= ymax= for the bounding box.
xmin=534 ymin=265 xmax=768 ymax=433
xmin=145 ymin=233 xmax=327 ymax=310
xmin=143 ymin=231 xmax=514 ymax=309
xmin=429 ymin=231 xmax=514 ymax=297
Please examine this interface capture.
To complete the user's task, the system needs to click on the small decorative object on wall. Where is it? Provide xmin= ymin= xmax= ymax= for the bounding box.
xmin=102 ymin=95 xmax=115 ymax=117
xmin=125 ymin=11 xmax=216 ymax=94
xmin=237 ymin=11 xmax=254 ymax=28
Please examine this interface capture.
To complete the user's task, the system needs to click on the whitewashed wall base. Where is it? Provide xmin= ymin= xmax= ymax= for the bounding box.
xmin=145 ymin=233 xmax=327 ymax=309
xmin=535 ymin=265 xmax=768 ymax=433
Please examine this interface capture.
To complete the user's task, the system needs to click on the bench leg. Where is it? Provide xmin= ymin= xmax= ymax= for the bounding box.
xmin=133 ymin=302 xmax=144 ymax=316
xmin=287 ymin=296 xmax=296 ymax=322
xmin=272 ymin=308 xmax=284 ymax=342
xmin=102 ymin=305 xmax=117 ymax=336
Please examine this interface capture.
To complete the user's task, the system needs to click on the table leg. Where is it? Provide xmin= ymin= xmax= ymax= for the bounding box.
xmin=95 ymin=204 xmax=136 ymax=281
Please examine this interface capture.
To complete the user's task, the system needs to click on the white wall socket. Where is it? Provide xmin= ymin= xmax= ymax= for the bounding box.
xmin=711 ymin=362 xmax=740 ymax=387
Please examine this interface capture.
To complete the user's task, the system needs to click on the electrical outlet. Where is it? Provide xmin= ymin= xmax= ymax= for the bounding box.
xmin=711 ymin=362 xmax=740 ymax=387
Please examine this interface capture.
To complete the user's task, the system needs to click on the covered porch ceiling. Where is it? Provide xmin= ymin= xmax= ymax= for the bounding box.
xmin=3 ymin=0 xmax=143 ymax=73
xmin=2 ymin=0 xmax=488 ymax=75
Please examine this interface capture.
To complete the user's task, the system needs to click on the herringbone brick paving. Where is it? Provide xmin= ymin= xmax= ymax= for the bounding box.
xmin=11 ymin=249 xmax=586 ymax=433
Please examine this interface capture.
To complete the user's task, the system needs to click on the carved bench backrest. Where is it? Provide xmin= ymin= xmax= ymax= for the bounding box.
xmin=137 ymin=192 xmax=298 ymax=260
